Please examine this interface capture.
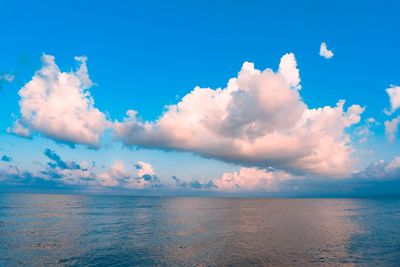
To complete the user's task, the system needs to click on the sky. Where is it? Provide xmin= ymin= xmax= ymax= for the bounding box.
xmin=1 ymin=0 xmax=400 ymax=196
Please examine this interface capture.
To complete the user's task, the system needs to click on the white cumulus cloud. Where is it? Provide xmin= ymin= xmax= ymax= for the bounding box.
xmin=9 ymin=55 xmax=109 ymax=148
xmin=214 ymin=167 xmax=295 ymax=192
xmin=95 ymin=160 xmax=160 ymax=189
xmin=134 ymin=161 xmax=156 ymax=177
xmin=115 ymin=53 xmax=364 ymax=176
xmin=384 ymin=85 xmax=400 ymax=115
xmin=319 ymin=42 xmax=334 ymax=59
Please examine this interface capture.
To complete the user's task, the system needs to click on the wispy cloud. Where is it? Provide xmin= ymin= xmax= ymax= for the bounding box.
xmin=354 ymin=117 xmax=379 ymax=144
xmin=172 ymin=176 xmax=216 ymax=190
xmin=384 ymin=116 xmax=400 ymax=142
xmin=0 ymin=73 xmax=15 ymax=83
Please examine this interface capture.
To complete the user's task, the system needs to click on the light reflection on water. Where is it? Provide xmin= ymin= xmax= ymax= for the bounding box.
xmin=0 ymin=194 xmax=400 ymax=266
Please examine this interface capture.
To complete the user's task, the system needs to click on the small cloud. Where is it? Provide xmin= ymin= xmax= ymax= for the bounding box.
xmin=190 ymin=179 xmax=216 ymax=189
xmin=319 ymin=42 xmax=334 ymax=59
xmin=44 ymin=149 xmax=81 ymax=170
xmin=8 ymin=120 xmax=31 ymax=138
xmin=0 ymin=73 xmax=15 ymax=83
xmin=172 ymin=176 xmax=215 ymax=190
xmin=1 ymin=155 xmax=13 ymax=162
xmin=134 ymin=161 xmax=155 ymax=176
xmin=172 ymin=176 xmax=188 ymax=188
xmin=354 ymin=117 xmax=380 ymax=144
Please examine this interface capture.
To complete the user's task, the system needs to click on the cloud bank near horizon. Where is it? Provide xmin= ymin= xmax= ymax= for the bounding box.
xmin=0 ymin=149 xmax=161 ymax=190
xmin=2 ymin=150 xmax=400 ymax=195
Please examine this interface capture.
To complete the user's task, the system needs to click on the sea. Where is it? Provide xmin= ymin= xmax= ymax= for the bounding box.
xmin=0 ymin=193 xmax=400 ymax=266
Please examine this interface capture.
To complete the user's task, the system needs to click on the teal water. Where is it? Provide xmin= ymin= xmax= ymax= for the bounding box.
xmin=0 ymin=194 xmax=400 ymax=266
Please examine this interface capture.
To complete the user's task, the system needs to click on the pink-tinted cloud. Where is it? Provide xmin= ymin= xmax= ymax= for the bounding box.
xmin=214 ymin=167 xmax=296 ymax=192
xmin=319 ymin=42 xmax=334 ymax=59
xmin=115 ymin=53 xmax=364 ymax=176
xmin=9 ymin=55 xmax=110 ymax=148
xmin=384 ymin=116 xmax=400 ymax=142
xmin=384 ymin=85 xmax=400 ymax=115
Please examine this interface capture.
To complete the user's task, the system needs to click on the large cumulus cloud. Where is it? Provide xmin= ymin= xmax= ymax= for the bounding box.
xmin=9 ymin=55 xmax=109 ymax=148
xmin=115 ymin=53 xmax=364 ymax=176
xmin=7 ymin=53 xmax=364 ymax=177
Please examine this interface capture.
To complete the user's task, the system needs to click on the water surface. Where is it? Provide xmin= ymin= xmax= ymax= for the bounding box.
xmin=1 ymin=194 xmax=400 ymax=266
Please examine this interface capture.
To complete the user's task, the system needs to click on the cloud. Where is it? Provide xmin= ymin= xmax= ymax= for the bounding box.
xmin=384 ymin=85 xmax=400 ymax=115
xmin=2 ymin=149 xmax=400 ymax=196
xmin=115 ymin=53 xmax=364 ymax=176
xmin=355 ymin=157 xmax=400 ymax=180
xmin=0 ymin=159 xmax=59 ymax=187
xmin=44 ymin=149 xmax=81 ymax=170
xmin=278 ymin=53 xmax=301 ymax=89
xmin=354 ymin=117 xmax=379 ymax=143
xmin=0 ymin=73 xmax=15 ymax=83
xmin=319 ymin=42 xmax=334 ymax=59
xmin=134 ymin=161 xmax=155 ymax=176
xmin=190 ymin=179 xmax=216 ymax=189
xmin=172 ymin=175 xmax=216 ymax=190
xmin=9 ymin=121 xmax=31 ymax=137
xmin=0 ymin=148 xmax=162 ymax=190
xmin=9 ymin=55 xmax=109 ymax=148
xmin=209 ymin=156 xmax=400 ymax=194
xmin=44 ymin=153 xmax=161 ymax=189
xmin=97 ymin=160 xmax=161 ymax=189
xmin=214 ymin=167 xmax=295 ymax=192
xmin=384 ymin=116 xmax=400 ymax=142
xmin=1 ymin=155 xmax=13 ymax=162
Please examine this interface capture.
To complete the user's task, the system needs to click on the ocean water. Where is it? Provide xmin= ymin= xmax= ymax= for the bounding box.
xmin=0 ymin=194 xmax=400 ymax=266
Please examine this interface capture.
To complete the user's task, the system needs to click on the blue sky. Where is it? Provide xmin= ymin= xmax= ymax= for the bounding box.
xmin=1 ymin=0 xmax=400 ymax=196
